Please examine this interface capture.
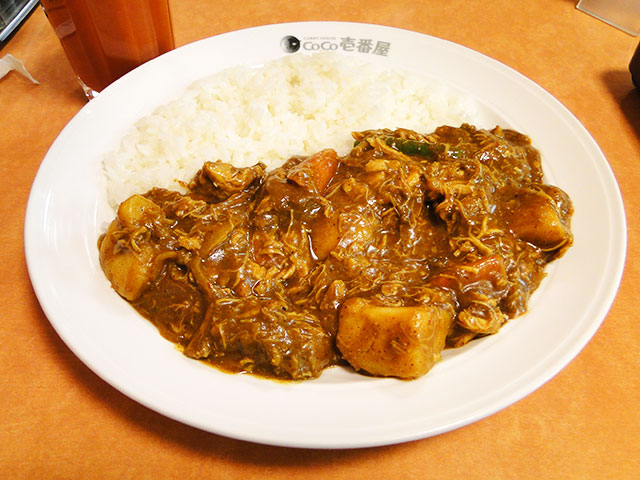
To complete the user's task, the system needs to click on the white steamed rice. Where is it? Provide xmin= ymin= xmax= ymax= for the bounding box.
xmin=103 ymin=52 xmax=478 ymax=207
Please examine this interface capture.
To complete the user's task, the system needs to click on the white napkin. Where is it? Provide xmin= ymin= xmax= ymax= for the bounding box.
xmin=0 ymin=54 xmax=39 ymax=84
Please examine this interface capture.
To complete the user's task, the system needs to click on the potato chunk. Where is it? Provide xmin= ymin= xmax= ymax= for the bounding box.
xmin=309 ymin=214 xmax=340 ymax=260
xmin=502 ymin=187 xmax=572 ymax=251
xmin=117 ymin=194 xmax=163 ymax=226
xmin=336 ymin=297 xmax=454 ymax=379
xmin=98 ymin=195 xmax=166 ymax=301
xmin=98 ymin=220 xmax=156 ymax=301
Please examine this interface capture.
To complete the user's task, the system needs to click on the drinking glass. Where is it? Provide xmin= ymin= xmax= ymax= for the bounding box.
xmin=40 ymin=0 xmax=174 ymax=99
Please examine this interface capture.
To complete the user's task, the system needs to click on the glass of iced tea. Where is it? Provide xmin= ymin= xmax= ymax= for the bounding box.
xmin=40 ymin=0 xmax=174 ymax=99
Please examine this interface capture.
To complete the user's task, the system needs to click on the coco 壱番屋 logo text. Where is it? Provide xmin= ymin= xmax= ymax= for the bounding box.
xmin=281 ymin=35 xmax=391 ymax=56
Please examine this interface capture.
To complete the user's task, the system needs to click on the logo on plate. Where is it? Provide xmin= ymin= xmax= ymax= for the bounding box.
xmin=281 ymin=36 xmax=301 ymax=53
xmin=280 ymin=35 xmax=391 ymax=56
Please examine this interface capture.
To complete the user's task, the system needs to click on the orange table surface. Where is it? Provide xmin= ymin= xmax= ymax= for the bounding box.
xmin=2 ymin=1 xmax=639 ymax=478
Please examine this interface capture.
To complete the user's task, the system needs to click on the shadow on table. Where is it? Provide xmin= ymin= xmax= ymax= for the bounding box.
xmin=601 ymin=69 xmax=640 ymax=143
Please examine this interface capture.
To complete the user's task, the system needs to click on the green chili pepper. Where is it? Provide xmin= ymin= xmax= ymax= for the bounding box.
xmin=384 ymin=137 xmax=440 ymax=158
xmin=355 ymin=135 xmax=462 ymax=160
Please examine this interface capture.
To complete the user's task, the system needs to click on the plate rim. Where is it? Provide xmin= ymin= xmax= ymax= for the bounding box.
xmin=24 ymin=21 xmax=627 ymax=449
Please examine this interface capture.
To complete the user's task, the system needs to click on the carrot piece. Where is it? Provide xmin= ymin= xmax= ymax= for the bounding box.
xmin=429 ymin=255 xmax=505 ymax=292
xmin=287 ymin=149 xmax=339 ymax=194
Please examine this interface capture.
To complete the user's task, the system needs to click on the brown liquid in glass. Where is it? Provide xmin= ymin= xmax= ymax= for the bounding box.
xmin=41 ymin=0 xmax=174 ymax=95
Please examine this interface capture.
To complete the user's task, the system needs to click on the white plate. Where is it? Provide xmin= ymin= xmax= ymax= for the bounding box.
xmin=25 ymin=22 xmax=626 ymax=449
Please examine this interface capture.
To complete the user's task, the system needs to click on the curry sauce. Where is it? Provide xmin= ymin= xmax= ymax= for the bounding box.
xmin=98 ymin=125 xmax=573 ymax=381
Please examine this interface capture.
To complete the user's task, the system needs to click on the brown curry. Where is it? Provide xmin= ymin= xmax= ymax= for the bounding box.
xmin=98 ymin=124 xmax=573 ymax=381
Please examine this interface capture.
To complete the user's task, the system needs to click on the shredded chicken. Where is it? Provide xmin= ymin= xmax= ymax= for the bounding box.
xmin=98 ymin=124 xmax=573 ymax=381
